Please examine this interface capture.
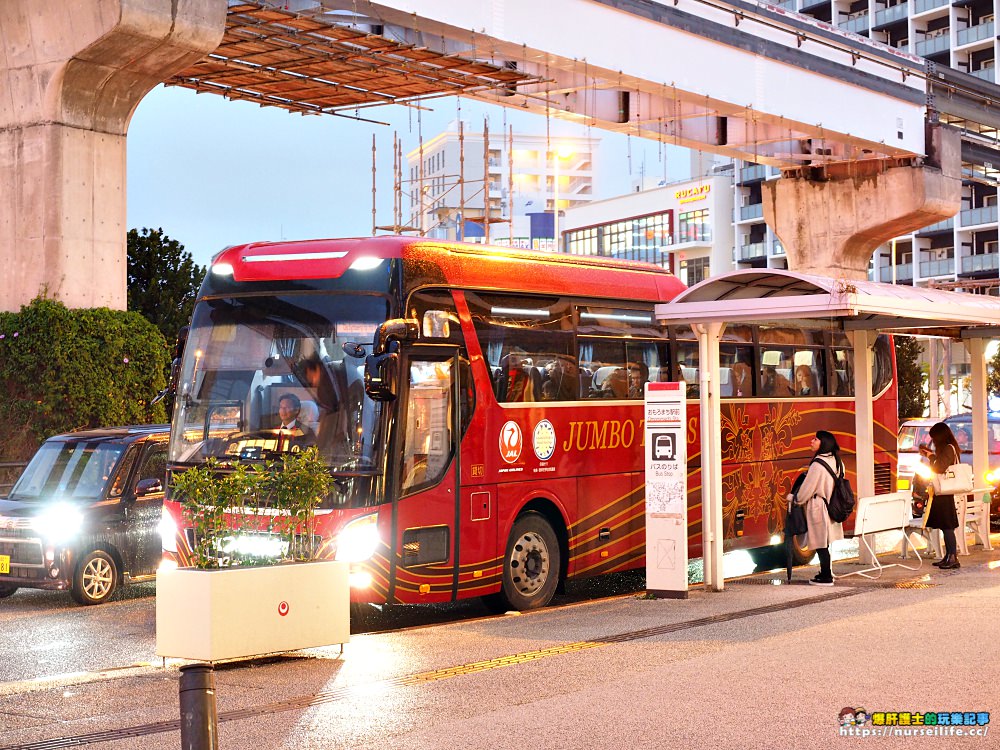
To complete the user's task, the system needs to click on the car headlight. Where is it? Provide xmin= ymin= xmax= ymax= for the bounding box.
xmin=32 ymin=503 xmax=84 ymax=545
xmin=335 ymin=513 xmax=380 ymax=562
xmin=985 ymin=468 xmax=1000 ymax=486
xmin=158 ymin=508 xmax=178 ymax=553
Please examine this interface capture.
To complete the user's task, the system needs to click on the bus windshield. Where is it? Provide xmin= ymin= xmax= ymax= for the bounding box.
xmin=169 ymin=293 xmax=389 ymax=472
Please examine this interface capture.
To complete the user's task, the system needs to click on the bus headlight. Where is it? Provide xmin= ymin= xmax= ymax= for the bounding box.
xmin=158 ymin=509 xmax=178 ymax=553
xmin=31 ymin=503 xmax=83 ymax=546
xmin=985 ymin=468 xmax=1000 ymax=486
xmin=335 ymin=514 xmax=380 ymax=562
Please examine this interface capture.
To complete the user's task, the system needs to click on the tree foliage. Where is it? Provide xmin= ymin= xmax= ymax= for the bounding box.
xmin=127 ymin=228 xmax=205 ymax=344
xmin=0 ymin=297 xmax=169 ymax=461
xmin=895 ymin=335 xmax=926 ymax=419
xmin=988 ymin=345 xmax=1000 ymax=404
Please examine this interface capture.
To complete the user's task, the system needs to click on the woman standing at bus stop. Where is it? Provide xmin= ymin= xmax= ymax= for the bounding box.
xmin=920 ymin=422 xmax=962 ymax=570
xmin=790 ymin=430 xmax=845 ymax=586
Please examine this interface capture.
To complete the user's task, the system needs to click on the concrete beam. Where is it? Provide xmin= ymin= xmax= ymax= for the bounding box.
xmin=761 ymin=127 xmax=962 ymax=280
xmin=0 ymin=0 xmax=225 ymax=311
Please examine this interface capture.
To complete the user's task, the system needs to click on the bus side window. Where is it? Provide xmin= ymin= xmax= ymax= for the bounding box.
xmin=675 ymin=341 xmax=700 ymax=398
xmin=720 ymin=344 xmax=753 ymax=398
xmin=830 ymin=348 xmax=854 ymax=396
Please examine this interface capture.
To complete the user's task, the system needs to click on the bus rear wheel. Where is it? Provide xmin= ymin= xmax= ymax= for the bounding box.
xmin=489 ymin=513 xmax=561 ymax=612
xmin=790 ymin=534 xmax=814 ymax=566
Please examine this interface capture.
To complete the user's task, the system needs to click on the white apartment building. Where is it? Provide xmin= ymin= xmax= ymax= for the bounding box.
xmin=405 ymin=122 xmax=598 ymax=247
xmin=751 ymin=0 xmax=1000 ymax=293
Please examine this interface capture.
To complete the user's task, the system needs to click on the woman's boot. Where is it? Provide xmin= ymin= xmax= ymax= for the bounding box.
xmin=938 ymin=554 xmax=961 ymax=570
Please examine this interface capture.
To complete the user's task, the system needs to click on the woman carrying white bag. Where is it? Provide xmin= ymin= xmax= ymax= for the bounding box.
xmin=919 ymin=422 xmax=972 ymax=570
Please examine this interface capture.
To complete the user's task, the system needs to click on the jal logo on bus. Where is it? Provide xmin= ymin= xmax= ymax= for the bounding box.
xmin=533 ymin=419 xmax=556 ymax=461
xmin=500 ymin=421 xmax=523 ymax=464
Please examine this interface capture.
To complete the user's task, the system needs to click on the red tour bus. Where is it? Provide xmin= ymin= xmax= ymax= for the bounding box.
xmin=160 ymin=236 xmax=897 ymax=610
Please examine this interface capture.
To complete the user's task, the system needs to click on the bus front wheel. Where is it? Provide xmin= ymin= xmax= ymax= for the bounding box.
xmin=490 ymin=513 xmax=561 ymax=612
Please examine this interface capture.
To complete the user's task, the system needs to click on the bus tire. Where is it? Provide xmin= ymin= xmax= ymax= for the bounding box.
xmin=0 ymin=584 xmax=17 ymax=599
xmin=492 ymin=512 xmax=561 ymax=612
xmin=71 ymin=550 xmax=118 ymax=605
xmin=790 ymin=534 xmax=814 ymax=566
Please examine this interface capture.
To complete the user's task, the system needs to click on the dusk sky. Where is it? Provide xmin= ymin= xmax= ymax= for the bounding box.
xmin=126 ymin=84 xmax=689 ymax=269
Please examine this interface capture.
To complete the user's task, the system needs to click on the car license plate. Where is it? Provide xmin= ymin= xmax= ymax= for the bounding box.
xmin=0 ymin=555 xmax=9 ymax=574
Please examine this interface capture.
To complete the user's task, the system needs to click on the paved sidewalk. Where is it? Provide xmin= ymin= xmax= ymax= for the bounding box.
xmin=1 ymin=539 xmax=998 ymax=750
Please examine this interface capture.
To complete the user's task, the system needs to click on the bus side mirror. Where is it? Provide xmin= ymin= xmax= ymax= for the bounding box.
xmin=152 ymin=325 xmax=190 ymax=405
xmin=365 ymin=349 xmax=399 ymax=401
xmin=372 ymin=319 xmax=417 ymax=356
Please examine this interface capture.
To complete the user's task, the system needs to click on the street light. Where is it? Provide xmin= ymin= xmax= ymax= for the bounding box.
xmin=552 ymin=145 xmax=573 ymax=252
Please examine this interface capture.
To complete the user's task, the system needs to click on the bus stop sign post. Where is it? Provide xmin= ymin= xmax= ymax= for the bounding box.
xmin=644 ymin=381 xmax=689 ymax=599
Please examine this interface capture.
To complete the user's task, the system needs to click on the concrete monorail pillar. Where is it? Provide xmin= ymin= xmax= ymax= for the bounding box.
xmin=0 ymin=0 xmax=224 ymax=311
xmin=762 ymin=127 xmax=962 ymax=280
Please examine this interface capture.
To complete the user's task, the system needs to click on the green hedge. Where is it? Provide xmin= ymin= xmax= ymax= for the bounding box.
xmin=0 ymin=297 xmax=170 ymax=461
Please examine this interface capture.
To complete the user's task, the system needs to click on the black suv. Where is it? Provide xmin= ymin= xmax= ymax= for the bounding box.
xmin=0 ymin=425 xmax=169 ymax=605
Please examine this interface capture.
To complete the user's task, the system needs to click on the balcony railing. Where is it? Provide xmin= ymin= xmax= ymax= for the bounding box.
xmin=915 ymin=34 xmax=950 ymax=56
xmin=913 ymin=0 xmax=948 ymax=13
xmin=878 ymin=264 xmax=914 ymax=282
xmin=739 ymin=203 xmax=764 ymax=221
xmin=959 ymin=204 xmax=998 ymax=227
xmin=739 ymin=164 xmax=767 ymax=183
xmin=919 ymin=257 xmax=955 ymax=276
xmin=917 ymin=216 xmax=954 ymax=234
xmin=873 ymin=3 xmax=909 ymax=27
xmin=739 ymin=242 xmax=767 ymax=261
xmin=957 ymin=21 xmax=994 ymax=47
xmin=972 ymin=67 xmax=996 ymax=81
xmin=961 ymin=253 xmax=1000 ymax=274
xmin=773 ymin=240 xmax=785 ymax=256
xmin=839 ymin=14 xmax=871 ymax=33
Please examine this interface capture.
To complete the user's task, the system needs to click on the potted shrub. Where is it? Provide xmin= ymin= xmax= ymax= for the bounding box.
xmin=156 ymin=449 xmax=350 ymax=662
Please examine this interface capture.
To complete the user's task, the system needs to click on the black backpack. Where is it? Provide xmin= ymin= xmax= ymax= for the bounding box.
xmin=813 ymin=458 xmax=856 ymax=523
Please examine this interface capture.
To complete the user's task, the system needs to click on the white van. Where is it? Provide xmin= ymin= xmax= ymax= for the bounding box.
xmin=897 ymin=418 xmax=935 ymax=491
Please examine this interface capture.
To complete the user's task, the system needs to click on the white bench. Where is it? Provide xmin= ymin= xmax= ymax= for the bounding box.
xmin=835 ymin=492 xmax=922 ymax=580
xmin=905 ymin=486 xmax=993 ymax=558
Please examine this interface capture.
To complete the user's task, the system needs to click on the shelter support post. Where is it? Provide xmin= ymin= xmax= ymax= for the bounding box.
xmin=965 ymin=337 xmax=992 ymax=552
xmin=695 ymin=321 xmax=726 ymax=592
xmin=0 ymin=0 xmax=225 ymax=312
xmin=850 ymin=329 xmax=878 ymax=566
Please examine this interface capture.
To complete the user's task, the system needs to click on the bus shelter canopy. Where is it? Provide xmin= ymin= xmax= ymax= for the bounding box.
xmin=653 ymin=269 xmax=1000 ymax=592
xmin=657 ymin=269 xmax=1000 ymax=338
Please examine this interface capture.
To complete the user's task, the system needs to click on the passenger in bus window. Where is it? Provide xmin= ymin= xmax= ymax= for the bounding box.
xmin=545 ymin=355 xmax=579 ymax=401
xmin=627 ymin=361 xmax=648 ymax=399
xmin=794 ymin=365 xmax=817 ymax=396
xmin=499 ymin=351 xmax=535 ymax=402
xmin=731 ymin=358 xmax=752 ymax=397
xmin=761 ymin=365 xmax=792 ymax=397
xmin=599 ymin=367 xmax=629 ymax=399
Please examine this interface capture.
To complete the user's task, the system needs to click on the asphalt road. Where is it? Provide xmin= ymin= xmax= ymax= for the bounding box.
xmin=0 ymin=551 xmax=799 ymax=687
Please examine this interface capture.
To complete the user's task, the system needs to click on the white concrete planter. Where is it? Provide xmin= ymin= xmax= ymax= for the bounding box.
xmin=156 ymin=560 xmax=349 ymax=662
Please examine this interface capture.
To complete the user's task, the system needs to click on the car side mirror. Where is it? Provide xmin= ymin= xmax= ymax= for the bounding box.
xmin=134 ymin=478 xmax=163 ymax=497
xmin=364 ymin=347 xmax=399 ymax=401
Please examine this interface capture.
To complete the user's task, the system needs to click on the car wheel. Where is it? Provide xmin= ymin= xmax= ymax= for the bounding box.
xmin=71 ymin=550 xmax=118 ymax=605
xmin=490 ymin=512 xmax=561 ymax=612
xmin=0 ymin=584 xmax=18 ymax=599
